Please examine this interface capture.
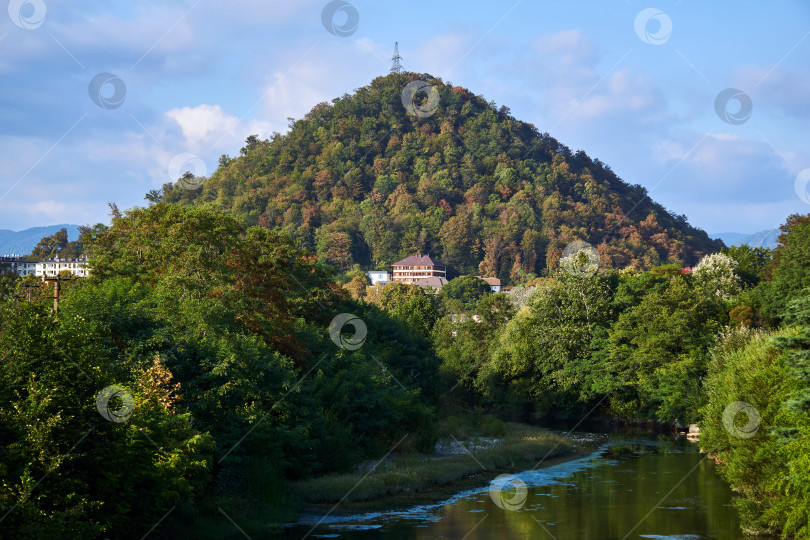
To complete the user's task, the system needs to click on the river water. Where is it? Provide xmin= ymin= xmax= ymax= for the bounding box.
xmin=281 ymin=435 xmax=745 ymax=540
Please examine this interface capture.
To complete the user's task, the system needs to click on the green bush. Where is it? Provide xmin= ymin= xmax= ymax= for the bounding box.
xmin=479 ymin=414 xmax=506 ymax=437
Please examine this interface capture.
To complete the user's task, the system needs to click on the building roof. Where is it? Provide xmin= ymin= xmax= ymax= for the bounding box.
xmin=392 ymin=254 xmax=444 ymax=267
xmin=477 ymin=276 xmax=502 ymax=286
xmin=41 ymin=256 xmax=88 ymax=262
xmin=0 ymin=256 xmax=88 ymax=263
xmin=413 ymin=276 xmax=449 ymax=290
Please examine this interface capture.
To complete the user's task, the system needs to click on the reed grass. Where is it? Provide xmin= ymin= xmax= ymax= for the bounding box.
xmin=292 ymin=423 xmax=574 ymax=504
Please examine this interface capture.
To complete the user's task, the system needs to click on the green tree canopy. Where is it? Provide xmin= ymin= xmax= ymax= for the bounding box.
xmin=761 ymin=214 xmax=810 ymax=322
xmin=438 ymin=275 xmax=490 ymax=311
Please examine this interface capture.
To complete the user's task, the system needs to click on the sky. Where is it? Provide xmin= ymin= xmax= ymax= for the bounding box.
xmin=1 ymin=0 xmax=809 ymax=235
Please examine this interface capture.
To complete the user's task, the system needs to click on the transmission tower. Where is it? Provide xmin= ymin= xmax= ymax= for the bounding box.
xmin=391 ymin=42 xmax=403 ymax=74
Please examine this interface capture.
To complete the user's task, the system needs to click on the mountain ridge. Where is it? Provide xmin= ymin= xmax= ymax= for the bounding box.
xmin=711 ymin=229 xmax=779 ymax=249
xmin=0 ymin=224 xmax=80 ymax=257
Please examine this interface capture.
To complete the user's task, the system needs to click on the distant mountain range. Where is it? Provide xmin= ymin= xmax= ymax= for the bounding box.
xmin=711 ymin=229 xmax=780 ymax=249
xmin=0 ymin=222 xmax=781 ymax=262
xmin=0 ymin=224 xmax=80 ymax=257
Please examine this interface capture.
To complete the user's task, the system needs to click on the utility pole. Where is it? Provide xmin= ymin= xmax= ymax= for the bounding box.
xmin=391 ymin=42 xmax=403 ymax=74
xmin=42 ymin=275 xmax=64 ymax=316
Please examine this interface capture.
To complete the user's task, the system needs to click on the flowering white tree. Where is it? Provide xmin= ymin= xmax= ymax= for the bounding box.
xmin=559 ymin=245 xmax=599 ymax=277
xmin=506 ymin=284 xmax=537 ymax=310
xmin=692 ymin=252 xmax=741 ymax=300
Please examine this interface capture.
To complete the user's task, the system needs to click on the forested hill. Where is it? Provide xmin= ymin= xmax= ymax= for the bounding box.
xmin=153 ymin=72 xmax=721 ymax=282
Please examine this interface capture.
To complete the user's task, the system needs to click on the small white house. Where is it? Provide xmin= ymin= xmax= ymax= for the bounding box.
xmin=478 ymin=276 xmax=502 ymax=292
xmin=367 ymin=270 xmax=391 ymax=285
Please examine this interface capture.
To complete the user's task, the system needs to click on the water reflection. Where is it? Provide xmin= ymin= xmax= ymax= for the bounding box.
xmin=281 ymin=436 xmax=744 ymax=540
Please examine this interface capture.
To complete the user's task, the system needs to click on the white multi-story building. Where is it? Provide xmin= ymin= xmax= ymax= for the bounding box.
xmin=37 ymin=256 xmax=90 ymax=278
xmin=1 ymin=256 xmax=90 ymax=278
xmin=0 ymin=256 xmax=37 ymax=276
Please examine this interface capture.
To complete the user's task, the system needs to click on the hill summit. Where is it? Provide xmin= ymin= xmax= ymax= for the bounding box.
xmin=153 ymin=72 xmax=721 ymax=282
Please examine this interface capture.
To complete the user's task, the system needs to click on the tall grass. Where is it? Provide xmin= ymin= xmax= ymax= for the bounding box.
xmin=292 ymin=425 xmax=573 ymax=504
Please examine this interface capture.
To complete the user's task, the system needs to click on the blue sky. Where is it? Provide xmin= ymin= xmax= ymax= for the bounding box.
xmin=1 ymin=0 xmax=809 ymax=234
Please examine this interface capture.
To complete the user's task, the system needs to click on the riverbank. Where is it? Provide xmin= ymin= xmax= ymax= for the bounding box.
xmin=287 ymin=436 xmax=745 ymax=540
xmin=293 ymin=423 xmax=605 ymax=513
xmin=176 ymin=423 xmax=605 ymax=539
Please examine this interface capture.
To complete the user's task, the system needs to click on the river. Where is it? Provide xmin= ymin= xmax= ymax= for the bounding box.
xmin=279 ymin=434 xmax=746 ymax=540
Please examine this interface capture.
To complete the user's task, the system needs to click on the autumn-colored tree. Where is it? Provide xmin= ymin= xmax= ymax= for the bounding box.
xmin=344 ymin=274 xmax=369 ymax=300
xmin=439 ymin=212 xmax=477 ymax=274
xmin=319 ymin=231 xmax=353 ymax=270
xmin=479 ymin=235 xmax=506 ymax=278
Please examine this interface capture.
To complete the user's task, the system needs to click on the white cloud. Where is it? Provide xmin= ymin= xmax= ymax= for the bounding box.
xmin=735 ymin=64 xmax=810 ymax=120
xmin=248 ymin=37 xmax=393 ymax=134
xmin=166 ymin=104 xmax=240 ymax=146
xmin=534 ymin=29 xmax=598 ymax=72
xmin=412 ymin=32 xmax=473 ymax=76
xmin=567 ymin=68 xmax=660 ymax=121
xmin=487 ymin=30 xmax=665 ymax=135
xmin=683 ymin=199 xmax=802 ymax=234
xmin=30 ymin=200 xmax=71 ymax=219
xmin=196 ymin=0 xmax=316 ymax=29
xmin=650 ymin=132 xmax=791 ymax=205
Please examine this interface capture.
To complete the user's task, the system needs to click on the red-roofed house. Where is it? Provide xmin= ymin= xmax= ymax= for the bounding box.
xmin=391 ymin=254 xmax=446 ymax=284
